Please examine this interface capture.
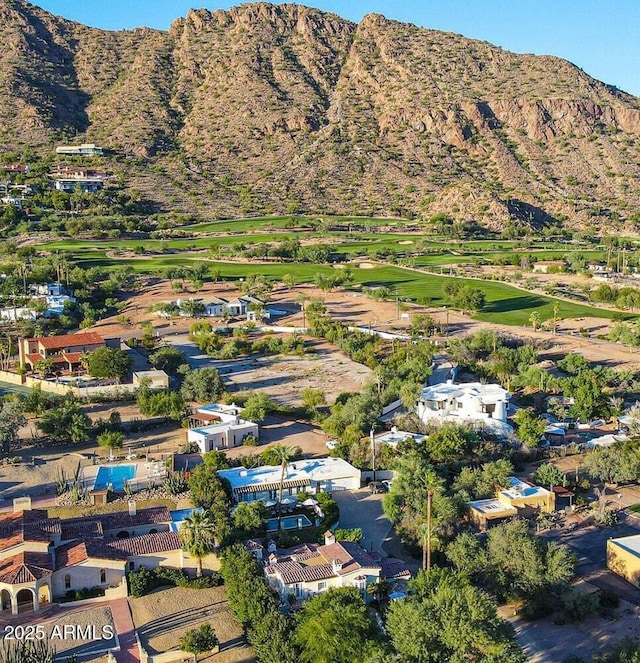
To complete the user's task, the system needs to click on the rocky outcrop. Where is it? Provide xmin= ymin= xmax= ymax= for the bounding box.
xmin=0 ymin=0 xmax=639 ymax=228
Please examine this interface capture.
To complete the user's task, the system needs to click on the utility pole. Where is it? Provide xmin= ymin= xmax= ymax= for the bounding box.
xmin=370 ymin=427 xmax=376 ymax=483
xmin=425 ymin=489 xmax=433 ymax=571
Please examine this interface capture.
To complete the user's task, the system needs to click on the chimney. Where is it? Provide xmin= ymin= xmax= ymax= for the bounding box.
xmin=128 ymin=501 xmax=136 ymax=517
xmin=332 ymin=558 xmax=343 ymax=573
xmin=324 ymin=530 xmax=336 ymax=545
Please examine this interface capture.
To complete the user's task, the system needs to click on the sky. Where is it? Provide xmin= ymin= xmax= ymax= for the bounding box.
xmin=34 ymin=0 xmax=640 ymax=97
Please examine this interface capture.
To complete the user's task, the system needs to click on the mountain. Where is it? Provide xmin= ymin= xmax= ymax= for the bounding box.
xmin=1 ymin=0 xmax=640 ymax=229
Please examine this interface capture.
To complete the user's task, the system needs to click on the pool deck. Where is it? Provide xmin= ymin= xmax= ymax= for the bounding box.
xmin=80 ymin=460 xmax=167 ymax=492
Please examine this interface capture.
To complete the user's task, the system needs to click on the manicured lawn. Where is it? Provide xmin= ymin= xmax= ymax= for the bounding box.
xmin=628 ymin=503 xmax=640 ymax=514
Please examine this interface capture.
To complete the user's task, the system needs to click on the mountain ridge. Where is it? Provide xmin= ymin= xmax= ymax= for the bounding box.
xmin=1 ymin=0 xmax=640 ymax=230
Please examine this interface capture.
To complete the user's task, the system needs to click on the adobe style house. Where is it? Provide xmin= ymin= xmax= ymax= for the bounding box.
xmin=263 ymin=531 xmax=409 ymax=601
xmin=468 ymin=476 xmax=555 ymax=530
xmin=0 ymin=506 xmax=217 ymax=616
xmin=417 ymin=381 xmax=512 ymax=436
xmin=19 ymin=332 xmax=106 ymax=373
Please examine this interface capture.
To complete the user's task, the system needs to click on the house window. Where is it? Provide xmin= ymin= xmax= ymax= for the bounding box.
xmin=293 ymin=583 xmax=303 ymax=598
xmin=129 ymin=562 xmax=135 ymax=571
xmin=64 ymin=575 xmax=71 ymax=589
xmin=99 ymin=569 xmax=106 ymax=584
xmin=457 ymin=402 xmax=463 ymax=409
xmin=318 ymin=582 xmax=327 ymax=592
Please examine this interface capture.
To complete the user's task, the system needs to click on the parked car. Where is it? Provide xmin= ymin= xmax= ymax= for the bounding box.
xmin=368 ymin=481 xmax=388 ymax=494
xmin=381 ymin=480 xmax=394 ymax=491
xmin=326 ymin=439 xmax=338 ymax=450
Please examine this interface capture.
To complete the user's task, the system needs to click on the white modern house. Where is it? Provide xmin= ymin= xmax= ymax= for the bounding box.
xmin=186 ymin=402 xmax=259 ymax=453
xmin=416 ymin=381 xmax=512 ymax=435
xmin=218 ymin=457 xmax=361 ymax=503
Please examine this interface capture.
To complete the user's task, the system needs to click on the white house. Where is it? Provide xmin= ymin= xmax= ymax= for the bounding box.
xmin=132 ymin=370 xmax=170 ymax=390
xmin=265 ymin=531 xmax=383 ymax=601
xmin=55 ymin=143 xmax=104 ymax=156
xmin=417 ymin=381 xmax=512 ymax=435
xmin=218 ymin=457 xmax=362 ymax=503
xmin=0 ymin=307 xmax=37 ymax=322
xmin=187 ymin=419 xmax=259 ymax=453
xmin=203 ymin=297 xmax=230 ymax=317
xmin=375 ymin=427 xmax=427 ymax=446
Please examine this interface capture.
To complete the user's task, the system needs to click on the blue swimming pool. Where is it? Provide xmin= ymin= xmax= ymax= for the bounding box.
xmin=94 ymin=465 xmax=136 ymax=491
xmin=169 ymin=508 xmax=201 ymax=532
xmin=266 ymin=515 xmax=313 ymax=532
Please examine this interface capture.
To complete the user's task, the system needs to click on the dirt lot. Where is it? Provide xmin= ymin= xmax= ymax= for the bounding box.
xmin=130 ymin=586 xmax=254 ymax=662
xmin=502 ymin=595 xmax=640 ymax=662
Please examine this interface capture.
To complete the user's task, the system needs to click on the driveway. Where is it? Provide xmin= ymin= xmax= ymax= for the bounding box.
xmin=332 ymin=489 xmax=393 ymax=556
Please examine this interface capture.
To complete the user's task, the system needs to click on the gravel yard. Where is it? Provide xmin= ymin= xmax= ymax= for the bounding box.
xmin=130 ymin=586 xmax=254 ymax=662
xmin=42 ymin=606 xmax=116 ymax=660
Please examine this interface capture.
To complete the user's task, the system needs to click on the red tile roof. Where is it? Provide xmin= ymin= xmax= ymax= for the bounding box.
xmin=55 ymin=540 xmax=128 ymax=568
xmin=0 ymin=510 xmax=61 ymax=552
xmin=60 ymin=520 xmax=103 ymax=541
xmin=27 ymin=332 xmax=104 ymax=350
xmin=0 ymin=552 xmax=52 ymax=584
xmin=109 ymin=532 xmax=181 ymax=556
xmin=265 ymin=541 xmax=381 ymax=586
xmin=62 ymin=506 xmax=171 ymax=534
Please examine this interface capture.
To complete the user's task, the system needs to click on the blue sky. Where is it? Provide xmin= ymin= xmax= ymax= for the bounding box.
xmin=35 ymin=0 xmax=640 ymax=96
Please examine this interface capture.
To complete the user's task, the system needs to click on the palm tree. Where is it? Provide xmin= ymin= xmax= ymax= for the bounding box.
xmin=179 ymin=510 xmax=218 ymax=577
xmin=273 ymin=445 xmax=296 ymax=530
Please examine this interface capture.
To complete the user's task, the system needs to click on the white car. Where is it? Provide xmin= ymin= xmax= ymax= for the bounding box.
xmin=326 ymin=440 xmax=338 ymax=450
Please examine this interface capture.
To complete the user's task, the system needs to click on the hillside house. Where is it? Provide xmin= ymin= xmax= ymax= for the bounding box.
xmin=218 ymin=457 xmax=361 ymax=504
xmin=187 ymin=402 xmax=257 ymax=452
xmin=55 ymin=143 xmax=104 ymax=156
xmin=417 ymin=380 xmax=512 ymax=435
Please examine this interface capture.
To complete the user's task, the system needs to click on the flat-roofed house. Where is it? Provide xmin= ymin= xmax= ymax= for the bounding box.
xmin=607 ymin=534 xmax=640 ymax=584
xmin=417 ymin=381 xmax=511 ymax=436
xmin=218 ymin=457 xmax=361 ymax=503
xmin=55 ymin=143 xmax=104 ymax=156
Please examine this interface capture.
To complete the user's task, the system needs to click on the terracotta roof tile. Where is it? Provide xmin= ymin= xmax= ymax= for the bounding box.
xmin=60 ymin=520 xmax=103 ymax=541
xmin=0 ymin=510 xmax=61 ymax=552
xmin=63 ymin=506 xmax=171 ymax=533
xmin=109 ymin=532 xmax=181 ymax=556
xmin=0 ymin=552 xmax=52 ymax=584
xmin=26 ymin=332 xmax=104 ymax=350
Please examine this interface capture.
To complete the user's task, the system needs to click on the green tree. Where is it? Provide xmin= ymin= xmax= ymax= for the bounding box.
xmin=242 ymin=392 xmax=274 ymax=422
xmin=188 ymin=453 xmax=231 ymax=539
xmin=272 ymin=444 xmax=296 ymax=530
xmin=97 ymin=430 xmax=125 ymax=451
xmin=179 ymin=510 xmax=218 ymax=577
xmin=301 ymin=387 xmax=325 ymax=414
xmin=293 ymin=587 xmax=380 ymax=663
xmin=387 ymin=568 xmax=526 ymax=663
xmin=148 ymin=346 xmax=186 ymax=374
xmin=86 ymin=347 xmax=132 ymax=381
xmin=425 ymin=424 xmax=477 ymax=463
xmin=180 ymin=367 xmax=225 ymax=403
xmin=514 ymin=408 xmax=546 ymax=447
xmin=0 ymin=400 xmax=26 ymax=453
xmin=232 ymin=501 xmax=267 ymax=539
xmin=137 ymin=391 xmax=186 ymax=420
xmin=38 ymin=401 xmax=91 ymax=444
xmin=179 ymin=623 xmax=218 ymax=654
xmin=532 ymin=463 xmax=565 ymax=489
xmin=452 ymin=285 xmax=486 ymax=314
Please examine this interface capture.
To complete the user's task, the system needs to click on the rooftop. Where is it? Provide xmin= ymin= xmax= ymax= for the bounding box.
xmin=375 ymin=429 xmax=426 ymax=445
xmin=0 ymin=510 xmax=61 ymax=552
xmin=468 ymin=498 xmax=518 ymax=516
xmin=500 ymin=477 xmax=550 ymax=500
xmin=0 ymin=551 xmax=52 ymax=584
xmin=218 ymin=457 xmax=360 ymax=493
xmin=26 ymin=332 xmax=104 ymax=350
xmin=609 ymin=534 xmax=640 ymax=557
xmin=420 ymin=381 xmax=510 ymax=403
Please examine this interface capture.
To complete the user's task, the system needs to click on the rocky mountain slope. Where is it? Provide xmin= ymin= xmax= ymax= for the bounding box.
xmin=1 ymin=0 xmax=640 ymax=229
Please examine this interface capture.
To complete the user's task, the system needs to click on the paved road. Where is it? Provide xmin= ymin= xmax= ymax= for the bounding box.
xmin=332 ymin=489 xmax=393 ymax=556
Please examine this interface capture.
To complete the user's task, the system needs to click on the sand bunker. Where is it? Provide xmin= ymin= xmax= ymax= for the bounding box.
xmin=398 ymin=240 xmax=414 ymax=245
xmin=359 ymin=262 xmax=376 ymax=269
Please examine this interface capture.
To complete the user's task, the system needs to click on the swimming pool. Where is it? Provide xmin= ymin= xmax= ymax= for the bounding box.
xmin=94 ymin=465 xmax=136 ymax=491
xmin=266 ymin=514 xmax=313 ymax=532
xmin=169 ymin=508 xmax=202 ymax=532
